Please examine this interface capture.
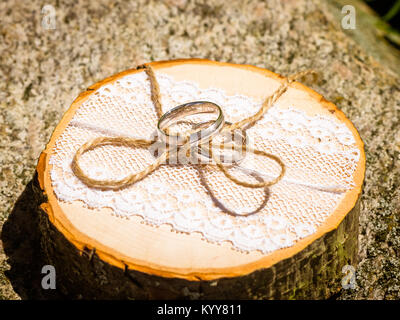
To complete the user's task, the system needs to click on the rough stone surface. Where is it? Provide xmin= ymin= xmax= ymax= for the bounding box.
xmin=0 ymin=0 xmax=399 ymax=299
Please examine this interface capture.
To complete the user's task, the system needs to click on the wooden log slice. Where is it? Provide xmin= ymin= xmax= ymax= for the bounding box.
xmin=35 ymin=59 xmax=365 ymax=299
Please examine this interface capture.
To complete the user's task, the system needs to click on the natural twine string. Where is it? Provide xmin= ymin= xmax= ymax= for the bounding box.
xmin=71 ymin=64 xmax=318 ymax=215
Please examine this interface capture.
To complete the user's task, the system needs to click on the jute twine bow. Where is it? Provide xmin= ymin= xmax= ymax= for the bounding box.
xmin=72 ymin=64 xmax=317 ymax=216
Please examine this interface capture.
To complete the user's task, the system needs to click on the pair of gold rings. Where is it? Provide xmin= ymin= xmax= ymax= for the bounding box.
xmin=157 ymin=101 xmax=247 ymax=165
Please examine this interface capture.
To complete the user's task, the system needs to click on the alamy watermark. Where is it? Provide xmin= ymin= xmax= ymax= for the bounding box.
xmin=41 ymin=265 xmax=56 ymax=289
xmin=41 ymin=4 xmax=56 ymax=30
xmin=341 ymin=264 xmax=357 ymax=290
xmin=341 ymin=5 xmax=356 ymax=30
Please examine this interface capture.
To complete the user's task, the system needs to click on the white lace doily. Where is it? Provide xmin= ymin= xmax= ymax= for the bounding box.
xmin=49 ymin=71 xmax=360 ymax=254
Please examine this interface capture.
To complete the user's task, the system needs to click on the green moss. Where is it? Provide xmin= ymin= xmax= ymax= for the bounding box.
xmin=288 ymin=288 xmax=297 ymax=300
xmin=288 ymin=281 xmax=308 ymax=300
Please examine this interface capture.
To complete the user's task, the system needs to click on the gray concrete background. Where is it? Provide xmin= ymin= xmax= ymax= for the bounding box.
xmin=0 ymin=0 xmax=399 ymax=299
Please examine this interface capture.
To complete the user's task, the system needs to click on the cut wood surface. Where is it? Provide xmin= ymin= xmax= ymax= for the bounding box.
xmin=35 ymin=59 xmax=365 ymax=299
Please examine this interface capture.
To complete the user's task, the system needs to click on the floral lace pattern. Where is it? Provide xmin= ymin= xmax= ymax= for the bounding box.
xmin=49 ymin=71 xmax=360 ymax=253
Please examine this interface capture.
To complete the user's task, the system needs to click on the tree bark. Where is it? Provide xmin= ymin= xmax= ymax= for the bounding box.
xmin=34 ymin=173 xmax=360 ymax=299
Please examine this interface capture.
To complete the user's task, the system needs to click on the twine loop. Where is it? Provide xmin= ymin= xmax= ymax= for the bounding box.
xmin=72 ymin=64 xmax=317 ymax=216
